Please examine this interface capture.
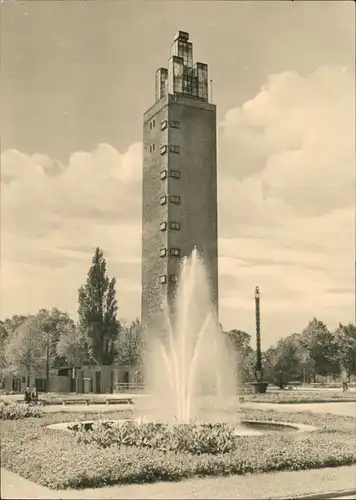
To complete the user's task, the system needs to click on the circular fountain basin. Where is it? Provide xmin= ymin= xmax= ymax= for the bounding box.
xmin=47 ymin=417 xmax=317 ymax=436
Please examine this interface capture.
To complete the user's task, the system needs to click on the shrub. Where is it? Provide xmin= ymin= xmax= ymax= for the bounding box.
xmin=74 ymin=420 xmax=236 ymax=455
xmin=0 ymin=402 xmax=43 ymax=420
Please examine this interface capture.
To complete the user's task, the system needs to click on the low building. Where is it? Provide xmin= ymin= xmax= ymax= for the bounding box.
xmin=3 ymin=364 xmax=143 ymax=394
xmin=3 ymin=368 xmax=72 ymax=393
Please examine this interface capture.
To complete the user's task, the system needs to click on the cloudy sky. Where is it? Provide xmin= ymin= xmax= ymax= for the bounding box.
xmin=1 ymin=1 xmax=355 ymax=347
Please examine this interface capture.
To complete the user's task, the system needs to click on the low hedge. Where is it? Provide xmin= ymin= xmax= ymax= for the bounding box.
xmin=1 ymin=409 xmax=356 ymax=490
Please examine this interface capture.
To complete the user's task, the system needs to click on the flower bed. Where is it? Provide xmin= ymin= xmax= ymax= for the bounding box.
xmin=0 ymin=402 xmax=43 ymax=420
xmin=1 ymin=409 xmax=356 ymax=490
xmin=74 ymin=420 xmax=236 ymax=454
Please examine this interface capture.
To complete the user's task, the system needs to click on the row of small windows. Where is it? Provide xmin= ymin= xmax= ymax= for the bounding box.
xmin=159 ymin=275 xmax=178 ymax=284
xmin=149 ymin=143 xmax=180 ymax=155
xmin=160 ymin=221 xmax=180 ymax=231
xmin=159 ymin=247 xmax=181 ymax=258
xmin=160 ymin=195 xmax=180 ymax=205
xmin=148 ymin=119 xmax=180 ymax=132
xmin=148 ymin=119 xmax=180 ymax=154
xmin=160 ymin=144 xmax=180 ymax=155
xmin=160 ymin=120 xmax=181 ymax=131
xmin=160 ymin=169 xmax=180 ymax=180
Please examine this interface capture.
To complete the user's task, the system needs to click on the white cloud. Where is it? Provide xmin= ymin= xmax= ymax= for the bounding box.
xmin=220 ymin=66 xmax=355 ymax=216
xmin=217 ymin=66 xmax=354 ymax=344
xmin=1 ymin=66 xmax=354 ymax=347
xmin=1 ymin=143 xmax=142 ymax=322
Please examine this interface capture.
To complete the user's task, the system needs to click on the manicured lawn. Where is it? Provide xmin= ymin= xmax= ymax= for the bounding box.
xmin=1 ymin=407 xmax=356 ymax=490
xmin=244 ymin=390 xmax=356 ymax=404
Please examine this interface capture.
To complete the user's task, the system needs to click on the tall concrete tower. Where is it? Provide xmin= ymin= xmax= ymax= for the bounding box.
xmin=141 ymin=31 xmax=218 ymax=334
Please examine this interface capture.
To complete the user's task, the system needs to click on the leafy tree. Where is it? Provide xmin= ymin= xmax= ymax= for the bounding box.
xmin=301 ymin=318 xmax=339 ymax=380
xmin=0 ymin=322 xmax=8 ymax=340
xmin=227 ymin=330 xmax=253 ymax=354
xmin=0 ymin=322 xmax=9 ymax=388
xmin=226 ymin=329 xmax=254 ymax=383
xmin=242 ymin=350 xmax=258 ymax=383
xmin=78 ymin=247 xmax=120 ymax=365
xmin=3 ymin=309 xmax=76 ymax=389
xmin=288 ymin=332 xmax=315 ymax=383
xmin=5 ymin=316 xmax=46 ymax=380
xmin=35 ymin=308 xmax=76 ymax=389
xmin=56 ymin=324 xmax=91 ymax=367
xmin=333 ymin=323 xmax=356 ymax=379
xmin=3 ymin=315 xmax=33 ymax=335
xmin=37 ymin=308 xmax=76 ymax=367
xmin=263 ymin=335 xmax=304 ymax=388
xmin=115 ymin=319 xmax=144 ymax=367
xmin=0 ymin=315 xmax=36 ymax=387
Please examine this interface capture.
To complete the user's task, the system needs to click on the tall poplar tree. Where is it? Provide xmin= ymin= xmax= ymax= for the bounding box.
xmin=78 ymin=247 xmax=120 ymax=365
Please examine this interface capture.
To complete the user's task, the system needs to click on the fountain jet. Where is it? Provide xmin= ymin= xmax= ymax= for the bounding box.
xmin=145 ymin=249 xmax=237 ymax=424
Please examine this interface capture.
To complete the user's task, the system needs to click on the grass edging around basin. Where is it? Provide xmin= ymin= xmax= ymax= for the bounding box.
xmin=1 ymin=408 xmax=356 ymax=490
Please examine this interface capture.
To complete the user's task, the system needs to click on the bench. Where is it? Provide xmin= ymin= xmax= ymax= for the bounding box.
xmin=105 ymin=398 xmax=134 ymax=405
xmin=62 ymin=399 xmax=90 ymax=406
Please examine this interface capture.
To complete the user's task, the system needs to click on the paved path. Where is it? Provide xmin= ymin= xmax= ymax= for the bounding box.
xmin=1 ymin=466 xmax=356 ymax=499
xmin=42 ymin=403 xmax=135 ymax=413
xmin=243 ymin=402 xmax=356 ymax=417
xmin=0 ymin=393 xmax=150 ymax=403
xmin=40 ymin=401 xmax=356 ymax=416
xmin=330 ymin=495 xmax=356 ymax=499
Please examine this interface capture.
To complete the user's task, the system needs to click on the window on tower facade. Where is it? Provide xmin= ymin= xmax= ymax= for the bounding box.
xmin=170 ymin=248 xmax=181 ymax=257
xmin=160 ymin=120 xmax=168 ymax=130
xmin=160 ymin=195 xmax=167 ymax=205
xmin=160 ymin=248 xmax=167 ymax=257
xmin=169 ymin=170 xmax=180 ymax=179
xmin=153 ymin=119 xmax=156 ymax=128
xmin=170 ymin=121 xmax=181 ymax=129
xmin=170 ymin=275 xmax=178 ymax=283
xmin=169 ymin=144 xmax=180 ymax=154
xmin=170 ymin=195 xmax=180 ymax=204
xmin=159 ymin=275 xmax=167 ymax=284
xmin=160 ymin=145 xmax=168 ymax=155
xmin=170 ymin=221 xmax=180 ymax=230
xmin=160 ymin=170 xmax=167 ymax=180
xmin=160 ymin=221 xmax=167 ymax=231
xmin=152 ymin=143 xmax=156 ymax=152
